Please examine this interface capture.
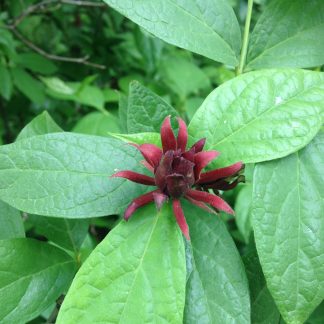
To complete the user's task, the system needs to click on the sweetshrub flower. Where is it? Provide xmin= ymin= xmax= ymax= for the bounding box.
xmin=112 ymin=116 xmax=243 ymax=240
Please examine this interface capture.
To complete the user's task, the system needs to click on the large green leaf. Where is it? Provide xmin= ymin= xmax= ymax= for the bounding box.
xmin=183 ymin=202 xmax=250 ymax=323
xmin=0 ymin=238 xmax=75 ymax=323
xmin=57 ymin=204 xmax=186 ymax=323
xmin=247 ymin=0 xmax=324 ymax=69
xmin=252 ymin=130 xmax=324 ymax=323
xmin=16 ymin=111 xmax=62 ymax=141
xmin=127 ymin=81 xmax=178 ymax=133
xmin=29 ymin=215 xmax=88 ymax=253
xmin=0 ymin=133 xmax=148 ymax=217
xmin=0 ymin=200 xmax=24 ymax=240
xmin=103 ymin=0 xmax=241 ymax=66
xmin=189 ymin=69 xmax=324 ymax=166
xmin=110 ymin=132 xmax=161 ymax=147
xmin=243 ymin=244 xmax=280 ymax=324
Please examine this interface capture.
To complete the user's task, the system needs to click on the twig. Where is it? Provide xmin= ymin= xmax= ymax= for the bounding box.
xmin=10 ymin=0 xmax=106 ymax=28
xmin=7 ymin=26 xmax=106 ymax=69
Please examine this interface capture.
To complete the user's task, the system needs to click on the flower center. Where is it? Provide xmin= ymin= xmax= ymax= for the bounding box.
xmin=154 ymin=150 xmax=195 ymax=198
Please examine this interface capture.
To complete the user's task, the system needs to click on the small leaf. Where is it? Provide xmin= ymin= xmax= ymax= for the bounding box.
xmin=247 ymin=0 xmax=324 ymax=69
xmin=73 ymin=112 xmax=120 ymax=136
xmin=235 ymin=184 xmax=253 ymax=244
xmin=102 ymin=0 xmax=241 ymax=65
xmin=17 ymin=53 xmax=57 ymax=75
xmin=127 ymin=81 xmax=178 ymax=133
xmin=183 ymin=202 xmax=250 ymax=323
xmin=0 ymin=238 xmax=75 ymax=323
xmin=56 ymin=204 xmax=186 ymax=323
xmin=252 ymin=129 xmax=324 ymax=323
xmin=11 ymin=68 xmax=46 ymax=104
xmin=16 ymin=111 xmax=62 ymax=141
xmin=189 ymin=69 xmax=324 ymax=166
xmin=0 ymin=200 xmax=24 ymax=240
xmin=109 ymin=132 xmax=161 ymax=146
xmin=243 ymin=244 xmax=280 ymax=324
xmin=0 ymin=133 xmax=148 ymax=217
xmin=29 ymin=215 xmax=88 ymax=253
xmin=0 ymin=65 xmax=12 ymax=100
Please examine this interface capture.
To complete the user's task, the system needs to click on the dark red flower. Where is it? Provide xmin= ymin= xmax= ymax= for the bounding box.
xmin=112 ymin=116 xmax=243 ymax=240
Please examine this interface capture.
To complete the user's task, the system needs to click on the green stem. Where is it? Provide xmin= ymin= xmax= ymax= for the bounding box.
xmin=237 ymin=0 xmax=253 ymax=75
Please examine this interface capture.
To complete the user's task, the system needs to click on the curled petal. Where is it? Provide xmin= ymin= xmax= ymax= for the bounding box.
xmin=177 ymin=117 xmax=188 ymax=152
xmin=155 ymin=150 xmax=174 ymax=191
xmin=124 ymin=190 xmax=158 ymax=220
xmin=194 ymin=151 xmax=219 ymax=179
xmin=112 ymin=171 xmax=155 ymax=186
xmin=182 ymin=150 xmax=195 ymax=163
xmin=137 ymin=144 xmax=162 ymax=168
xmin=161 ymin=116 xmax=177 ymax=152
xmin=172 ymin=199 xmax=190 ymax=240
xmin=153 ymin=192 xmax=168 ymax=210
xmin=190 ymin=138 xmax=206 ymax=153
xmin=197 ymin=162 xmax=244 ymax=184
xmin=185 ymin=195 xmax=216 ymax=214
xmin=186 ymin=189 xmax=234 ymax=215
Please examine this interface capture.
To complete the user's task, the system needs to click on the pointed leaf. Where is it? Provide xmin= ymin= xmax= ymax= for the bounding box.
xmin=0 ymin=133 xmax=148 ymax=217
xmin=127 ymin=81 xmax=178 ymax=133
xmin=189 ymin=69 xmax=324 ymax=166
xmin=0 ymin=238 xmax=75 ymax=323
xmin=102 ymin=0 xmax=241 ymax=65
xmin=57 ymin=204 xmax=186 ymax=323
xmin=252 ymin=129 xmax=324 ymax=323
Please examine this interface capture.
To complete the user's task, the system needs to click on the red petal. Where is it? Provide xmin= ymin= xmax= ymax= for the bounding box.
xmin=190 ymin=138 xmax=206 ymax=153
xmin=194 ymin=151 xmax=219 ymax=179
xmin=197 ymin=162 xmax=243 ymax=184
xmin=111 ymin=171 xmax=155 ymax=186
xmin=185 ymin=195 xmax=216 ymax=214
xmin=138 ymin=144 xmax=162 ymax=168
xmin=124 ymin=190 xmax=157 ymax=220
xmin=172 ymin=199 xmax=190 ymax=240
xmin=153 ymin=192 xmax=168 ymax=210
xmin=186 ymin=189 xmax=234 ymax=215
xmin=177 ymin=117 xmax=188 ymax=152
xmin=161 ymin=116 xmax=177 ymax=152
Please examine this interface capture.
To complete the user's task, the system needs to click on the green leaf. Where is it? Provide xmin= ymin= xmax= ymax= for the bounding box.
xmin=127 ymin=81 xmax=178 ymax=133
xmin=16 ymin=111 xmax=62 ymax=141
xmin=118 ymin=93 xmax=129 ymax=133
xmin=17 ymin=53 xmax=57 ymax=75
xmin=247 ymin=0 xmax=324 ymax=69
xmin=102 ymin=0 xmax=241 ymax=65
xmin=160 ymin=54 xmax=210 ymax=98
xmin=109 ymin=132 xmax=161 ymax=146
xmin=0 ymin=133 xmax=148 ymax=217
xmin=56 ymin=204 xmax=186 ymax=323
xmin=29 ymin=215 xmax=88 ymax=253
xmin=189 ymin=69 xmax=324 ymax=166
xmin=0 ymin=238 xmax=75 ymax=323
xmin=42 ymin=77 xmax=106 ymax=112
xmin=252 ymin=129 xmax=324 ymax=323
xmin=73 ymin=112 xmax=120 ymax=136
xmin=0 ymin=64 xmax=12 ymax=100
xmin=11 ymin=68 xmax=46 ymax=104
xmin=235 ymin=184 xmax=253 ymax=244
xmin=0 ymin=200 xmax=24 ymax=240
xmin=243 ymin=245 xmax=280 ymax=324
xmin=183 ymin=202 xmax=250 ymax=323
